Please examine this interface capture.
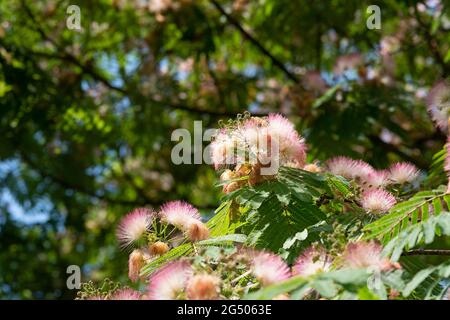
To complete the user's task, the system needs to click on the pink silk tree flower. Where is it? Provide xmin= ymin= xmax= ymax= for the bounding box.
xmin=159 ymin=200 xmax=202 ymax=229
xmin=209 ymin=129 xmax=238 ymax=169
xmin=361 ymin=170 xmax=390 ymax=189
xmin=426 ymin=80 xmax=450 ymax=133
xmin=209 ymin=114 xmax=307 ymax=175
xmin=388 ymin=162 xmax=419 ymax=184
xmin=110 ymin=288 xmax=141 ymax=300
xmin=352 ymin=160 xmax=376 ymax=182
xmin=250 ymin=251 xmax=291 ymax=286
xmin=360 ymin=188 xmax=397 ymax=214
xmin=292 ymin=247 xmax=333 ymax=277
xmin=326 ymin=156 xmax=359 ymax=179
xmin=267 ymin=113 xmax=307 ymax=168
xmin=146 ymin=260 xmax=193 ymax=300
xmin=116 ymin=208 xmax=154 ymax=249
xmin=343 ymin=241 xmax=401 ymax=272
xmin=326 ymin=157 xmax=375 ymax=181
xmin=159 ymin=201 xmax=209 ymax=241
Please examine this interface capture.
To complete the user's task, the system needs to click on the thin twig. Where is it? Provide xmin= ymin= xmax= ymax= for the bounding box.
xmin=402 ymin=249 xmax=450 ymax=256
xmin=209 ymin=0 xmax=299 ymax=83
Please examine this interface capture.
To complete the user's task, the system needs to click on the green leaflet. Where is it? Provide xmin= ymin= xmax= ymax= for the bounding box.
xmin=244 ymin=269 xmax=371 ymax=300
xmin=383 ymin=212 xmax=450 ymax=261
xmin=401 ymin=261 xmax=450 ymax=299
xmin=223 ymin=167 xmax=329 ymax=254
xmin=140 ymin=242 xmax=193 ymax=277
xmin=139 ymin=234 xmax=247 ymax=277
xmin=363 ymin=188 xmax=449 ymax=244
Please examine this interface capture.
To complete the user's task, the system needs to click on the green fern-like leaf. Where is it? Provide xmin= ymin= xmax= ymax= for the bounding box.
xmin=227 ymin=167 xmax=329 ymax=254
xmin=382 ymin=212 xmax=450 ymax=261
xmin=140 ymin=243 xmax=193 ymax=277
xmin=207 ymin=200 xmax=245 ymax=237
xmin=423 ymin=146 xmax=447 ymax=188
xmin=401 ymin=260 xmax=450 ymax=299
xmin=363 ymin=187 xmax=450 ymax=244
xmin=139 ymin=233 xmax=247 ymax=277
xmin=244 ymin=269 xmax=371 ymax=300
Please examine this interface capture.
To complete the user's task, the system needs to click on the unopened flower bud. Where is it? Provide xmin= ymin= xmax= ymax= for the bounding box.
xmin=149 ymin=241 xmax=169 ymax=256
xmin=248 ymin=164 xmax=262 ymax=186
xmin=186 ymin=274 xmax=220 ymax=300
xmin=128 ymin=249 xmax=145 ymax=282
xmin=186 ymin=220 xmax=209 ymax=242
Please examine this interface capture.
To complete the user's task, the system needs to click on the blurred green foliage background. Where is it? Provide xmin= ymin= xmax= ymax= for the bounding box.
xmin=0 ymin=0 xmax=449 ymax=298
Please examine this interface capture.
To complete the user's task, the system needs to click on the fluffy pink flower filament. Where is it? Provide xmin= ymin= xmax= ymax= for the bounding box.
xmin=110 ymin=288 xmax=141 ymax=300
xmin=360 ymin=188 xmax=397 ymax=214
xmin=250 ymin=251 xmax=291 ymax=286
xmin=267 ymin=114 xmax=306 ymax=168
xmin=159 ymin=201 xmax=209 ymax=242
xmin=426 ymin=80 xmax=450 ymax=132
xmin=210 ymin=114 xmax=307 ymax=174
xmin=292 ymin=247 xmax=333 ymax=277
xmin=326 ymin=156 xmax=375 ymax=182
xmin=159 ymin=200 xmax=201 ymax=228
xmin=343 ymin=241 xmax=401 ymax=272
xmin=116 ymin=208 xmax=154 ymax=249
xmin=240 ymin=124 xmax=274 ymax=164
xmin=388 ymin=162 xmax=419 ymax=184
xmin=352 ymin=160 xmax=377 ymax=183
xmin=146 ymin=260 xmax=193 ymax=300
xmin=210 ymin=129 xmax=239 ymax=169
xmin=326 ymin=156 xmax=358 ymax=179
xmin=361 ymin=170 xmax=390 ymax=189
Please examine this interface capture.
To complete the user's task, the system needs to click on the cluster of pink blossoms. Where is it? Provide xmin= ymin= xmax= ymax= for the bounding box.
xmin=426 ymin=80 xmax=450 ymax=133
xmin=210 ymin=114 xmax=308 ymax=193
xmin=96 ymin=240 xmax=399 ymax=300
xmin=343 ymin=241 xmax=401 ymax=271
xmin=326 ymin=156 xmax=420 ymax=214
xmin=144 ymin=249 xmax=292 ymax=300
xmin=426 ymin=80 xmax=450 ymax=193
xmin=115 ymin=201 xmax=209 ymax=283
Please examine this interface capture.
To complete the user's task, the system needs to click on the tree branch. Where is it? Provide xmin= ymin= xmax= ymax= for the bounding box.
xmin=209 ymin=0 xmax=299 ymax=83
xmin=21 ymin=1 xmax=262 ymax=118
xmin=402 ymin=249 xmax=450 ymax=256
